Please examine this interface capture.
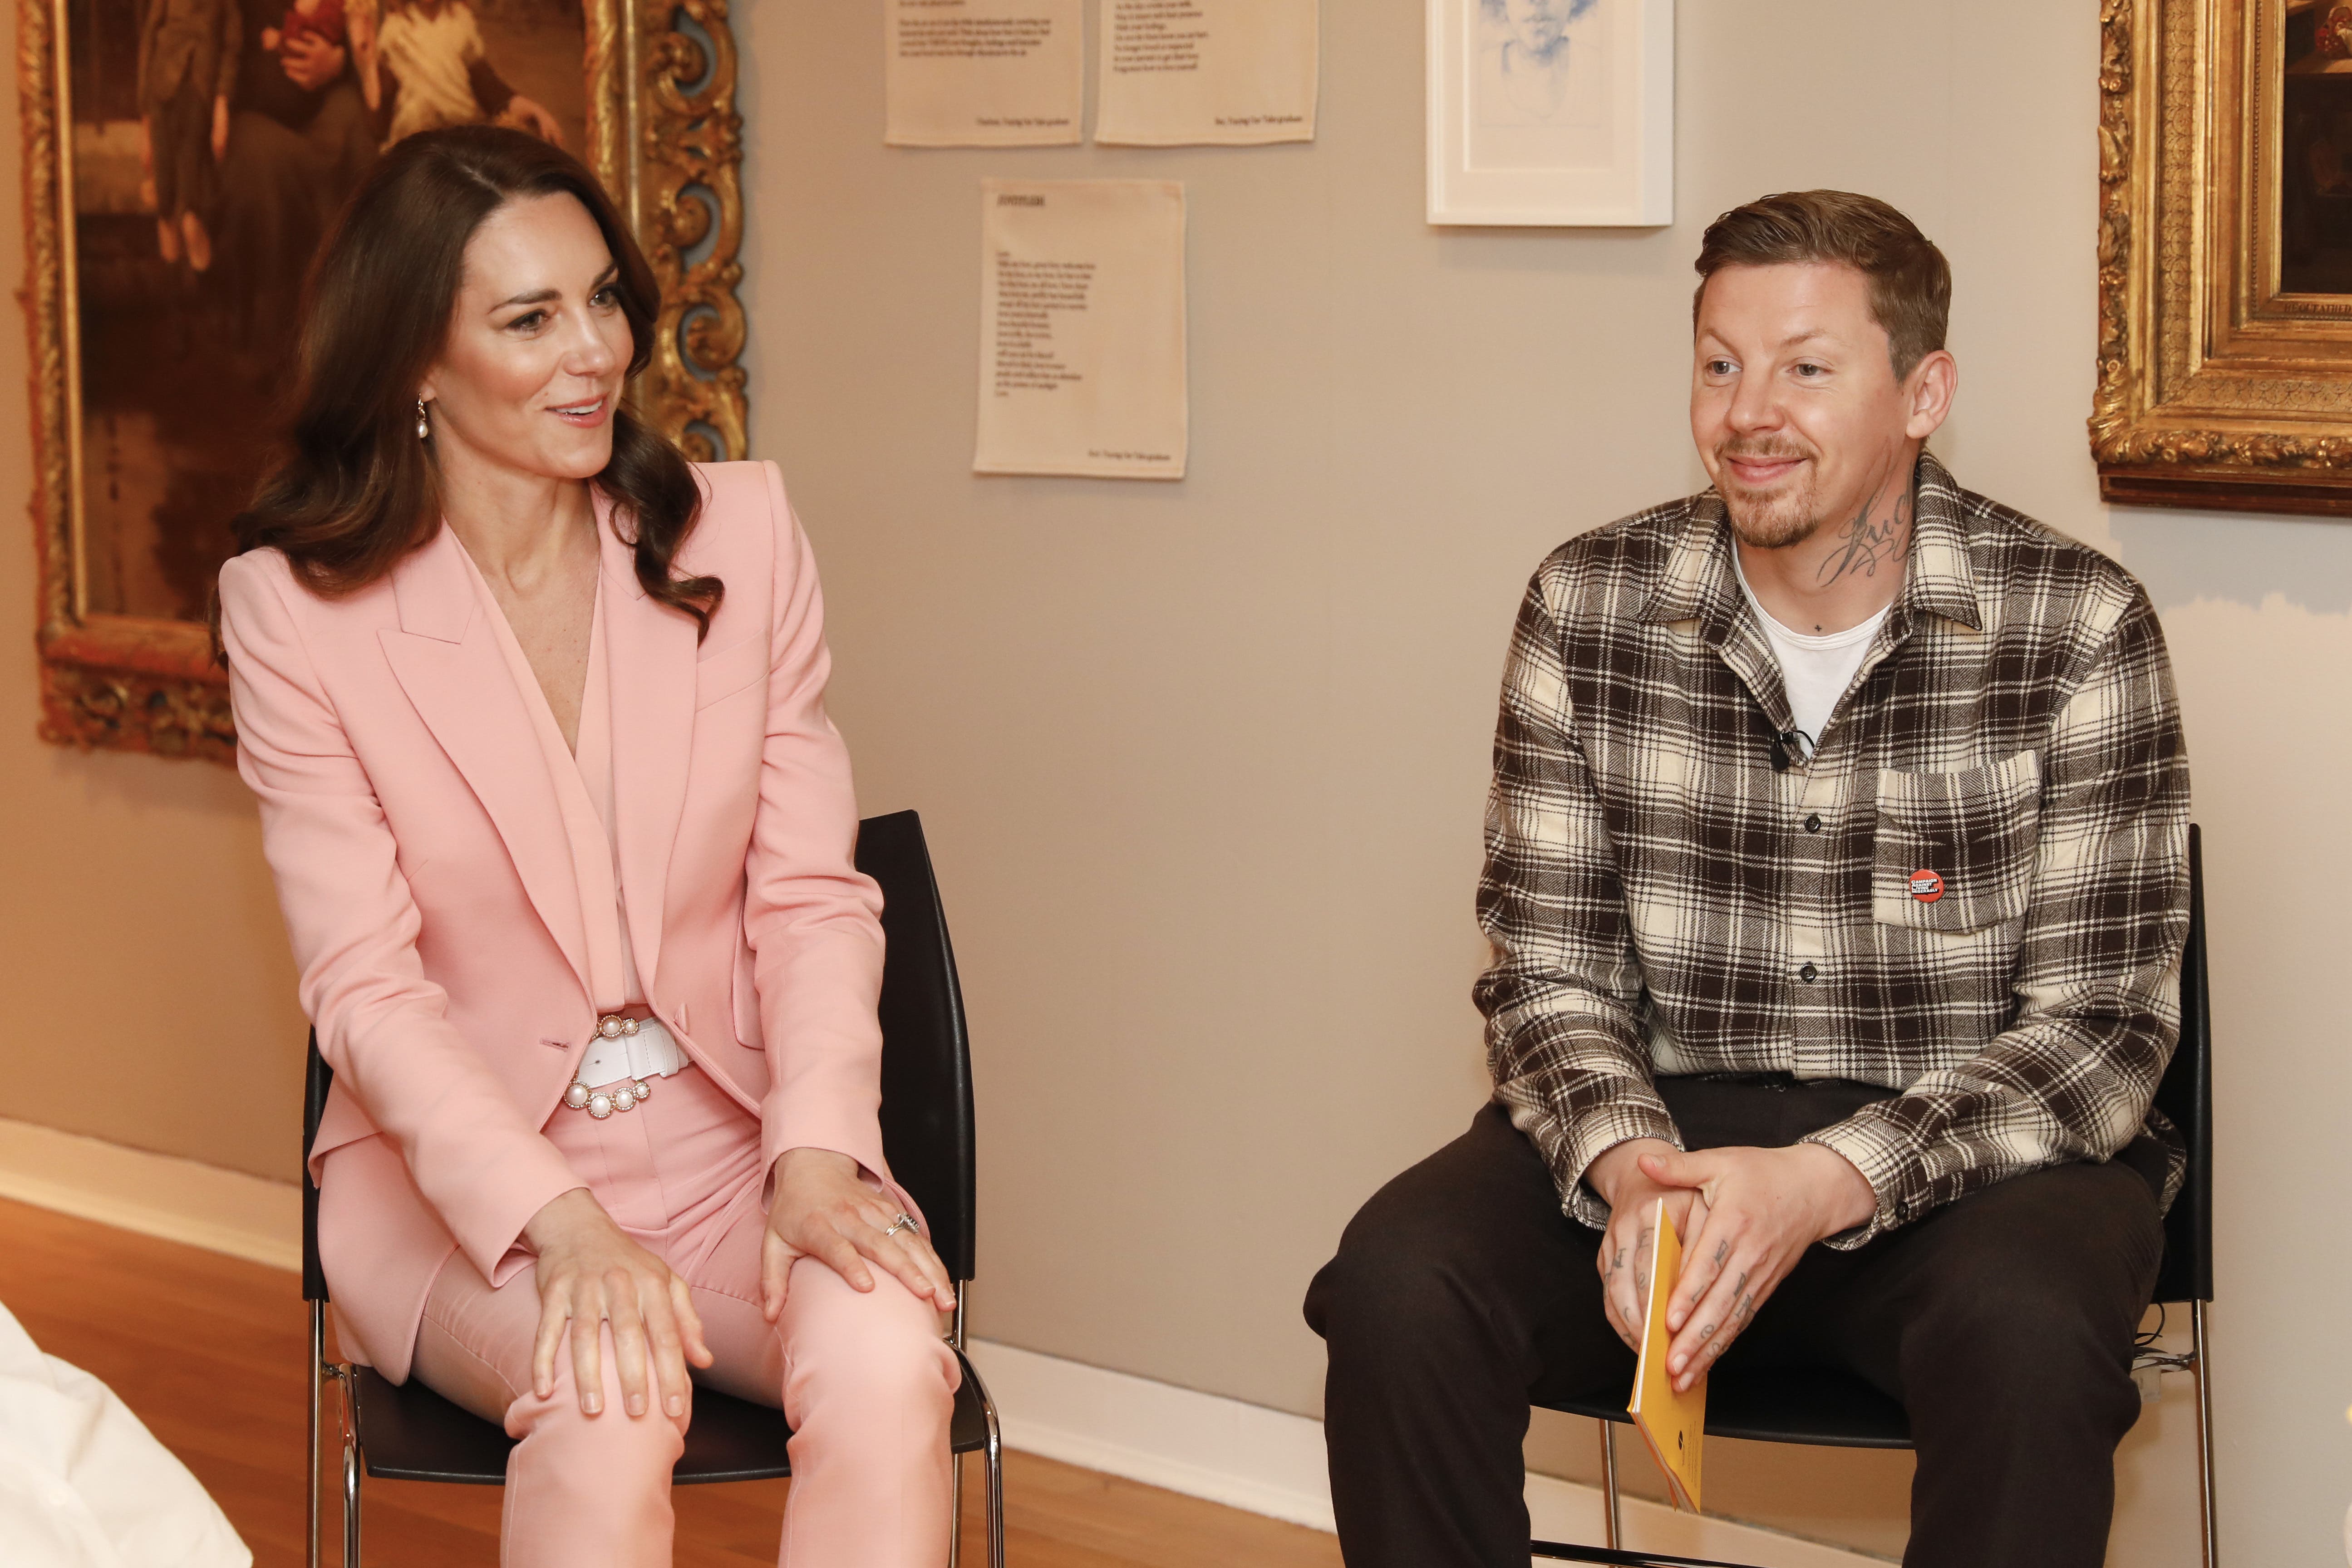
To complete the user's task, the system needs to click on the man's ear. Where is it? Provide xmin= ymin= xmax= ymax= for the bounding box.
xmin=1903 ymin=349 xmax=1958 ymax=442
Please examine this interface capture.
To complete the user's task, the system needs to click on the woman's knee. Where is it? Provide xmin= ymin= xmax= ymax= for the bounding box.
xmin=509 ymin=1382 xmax=689 ymax=1480
xmin=502 ymin=1323 xmax=690 ymax=1471
xmin=780 ymin=1271 xmax=958 ymax=1426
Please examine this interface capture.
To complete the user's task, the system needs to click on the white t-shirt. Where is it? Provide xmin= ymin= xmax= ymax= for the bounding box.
xmin=1732 ymin=549 xmax=1889 ymax=757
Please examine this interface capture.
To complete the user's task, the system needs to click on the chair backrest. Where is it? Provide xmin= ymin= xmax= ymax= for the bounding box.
xmin=297 ymin=809 xmax=980 ymax=1300
xmin=302 ymin=1029 xmax=331 ymax=1304
xmin=2150 ymin=822 xmax=2212 ymax=1306
xmin=858 ymin=810 xmax=980 ymax=1285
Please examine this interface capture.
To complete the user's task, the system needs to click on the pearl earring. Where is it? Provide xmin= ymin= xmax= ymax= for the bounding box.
xmin=415 ymin=399 xmax=430 ymax=441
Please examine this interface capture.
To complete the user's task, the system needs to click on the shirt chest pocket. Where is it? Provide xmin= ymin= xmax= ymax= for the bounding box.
xmin=1871 ymin=751 xmax=2042 ymax=934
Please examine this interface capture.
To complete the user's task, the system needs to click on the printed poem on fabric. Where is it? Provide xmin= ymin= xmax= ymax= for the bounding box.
xmin=975 ymin=180 xmax=1188 ymax=480
xmin=885 ymin=0 xmax=1082 ymax=146
xmin=1095 ymin=0 xmax=1319 ymax=147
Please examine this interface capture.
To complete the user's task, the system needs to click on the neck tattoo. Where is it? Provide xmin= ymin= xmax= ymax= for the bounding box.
xmin=1816 ymin=482 xmax=1914 ymax=589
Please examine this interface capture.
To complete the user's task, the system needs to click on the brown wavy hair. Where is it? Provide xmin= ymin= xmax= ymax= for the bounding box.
xmin=212 ymin=125 xmax=718 ymax=656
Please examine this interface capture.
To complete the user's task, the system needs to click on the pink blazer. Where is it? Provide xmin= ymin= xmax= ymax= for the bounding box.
xmin=221 ymin=462 xmax=893 ymax=1381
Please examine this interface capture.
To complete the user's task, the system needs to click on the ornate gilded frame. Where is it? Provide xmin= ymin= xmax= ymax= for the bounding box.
xmin=2093 ymin=0 xmax=2352 ymax=513
xmin=19 ymin=0 xmax=748 ymax=763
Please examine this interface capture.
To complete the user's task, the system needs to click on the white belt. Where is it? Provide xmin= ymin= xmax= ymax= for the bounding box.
xmin=561 ymin=1015 xmax=690 ymax=1119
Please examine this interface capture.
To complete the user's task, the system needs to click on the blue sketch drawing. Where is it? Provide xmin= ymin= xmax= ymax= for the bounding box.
xmin=1476 ymin=0 xmax=1604 ymax=128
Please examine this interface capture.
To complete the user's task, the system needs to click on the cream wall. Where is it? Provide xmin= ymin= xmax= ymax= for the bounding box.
xmin=0 ymin=0 xmax=2340 ymax=1561
xmin=739 ymin=1 xmax=2344 ymax=1563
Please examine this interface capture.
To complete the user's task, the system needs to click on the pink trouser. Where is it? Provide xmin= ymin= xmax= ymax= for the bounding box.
xmin=408 ymin=1065 xmax=958 ymax=1567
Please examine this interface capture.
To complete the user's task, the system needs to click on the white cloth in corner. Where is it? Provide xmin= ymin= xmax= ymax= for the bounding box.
xmin=0 ymin=1299 xmax=250 ymax=1568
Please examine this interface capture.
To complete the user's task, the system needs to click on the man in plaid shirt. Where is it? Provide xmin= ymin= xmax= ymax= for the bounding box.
xmin=1307 ymin=192 xmax=2190 ymax=1568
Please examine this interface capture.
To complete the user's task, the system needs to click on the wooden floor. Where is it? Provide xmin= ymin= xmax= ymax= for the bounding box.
xmin=0 ymin=1196 xmax=1340 ymax=1567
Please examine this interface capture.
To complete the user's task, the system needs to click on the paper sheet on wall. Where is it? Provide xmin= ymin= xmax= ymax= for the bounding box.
xmin=885 ymin=0 xmax=1083 ymax=147
xmin=1094 ymin=0 xmax=1319 ymax=146
xmin=974 ymin=180 xmax=1188 ymax=481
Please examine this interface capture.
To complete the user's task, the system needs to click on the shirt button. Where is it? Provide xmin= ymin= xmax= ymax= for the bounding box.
xmin=1799 ymin=963 xmax=1819 ymax=983
xmin=1804 ymin=813 xmax=1822 ymax=834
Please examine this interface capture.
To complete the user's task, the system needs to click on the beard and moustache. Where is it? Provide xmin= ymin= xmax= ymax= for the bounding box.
xmin=1713 ymin=438 xmax=1822 ymax=551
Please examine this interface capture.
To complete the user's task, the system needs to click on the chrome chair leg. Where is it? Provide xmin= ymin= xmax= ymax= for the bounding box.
xmin=2192 ymin=1300 xmax=2217 ymax=1568
xmin=984 ymin=1422 xmax=1005 ymax=1568
xmin=947 ymin=1285 xmax=969 ymax=1568
xmin=948 ymin=1453 xmax=966 ymax=1568
xmin=959 ymin=1352 xmax=1005 ymax=1568
xmin=308 ymin=1305 xmax=325 ymax=1568
xmin=333 ymin=1365 xmax=361 ymax=1568
xmin=342 ymin=1431 xmax=361 ymax=1568
xmin=1599 ymin=1420 xmax=1622 ymax=1549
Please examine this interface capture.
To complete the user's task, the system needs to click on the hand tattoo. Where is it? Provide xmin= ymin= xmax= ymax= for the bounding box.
xmin=1714 ymin=1240 xmax=1729 ymax=1265
xmin=1816 ymin=484 xmax=1913 ymax=587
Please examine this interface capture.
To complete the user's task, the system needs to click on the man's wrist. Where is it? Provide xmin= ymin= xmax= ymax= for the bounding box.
xmin=1584 ymin=1136 xmax=1676 ymax=1209
xmin=1796 ymin=1142 xmax=1877 ymax=1236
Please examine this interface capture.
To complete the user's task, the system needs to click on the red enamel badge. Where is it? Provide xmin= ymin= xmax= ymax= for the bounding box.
xmin=1909 ymin=870 xmax=1945 ymax=903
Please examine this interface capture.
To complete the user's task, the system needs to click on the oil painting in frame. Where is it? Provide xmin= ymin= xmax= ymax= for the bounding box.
xmin=2094 ymin=0 xmax=2352 ymax=513
xmin=20 ymin=0 xmax=748 ymax=763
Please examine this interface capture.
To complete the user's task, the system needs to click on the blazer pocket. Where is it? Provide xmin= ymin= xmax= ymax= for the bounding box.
xmin=694 ymin=635 xmax=770 ymax=711
xmin=730 ymin=936 xmax=765 ymax=1049
xmin=1871 ymin=751 xmax=2042 ymax=934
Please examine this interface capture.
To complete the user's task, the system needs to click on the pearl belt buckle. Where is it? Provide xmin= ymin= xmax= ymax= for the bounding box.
xmin=563 ymin=1014 xmax=656 ymax=1120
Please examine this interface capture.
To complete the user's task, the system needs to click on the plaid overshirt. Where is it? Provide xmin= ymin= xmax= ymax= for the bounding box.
xmin=1474 ymin=452 xmax=2190 ymax=1247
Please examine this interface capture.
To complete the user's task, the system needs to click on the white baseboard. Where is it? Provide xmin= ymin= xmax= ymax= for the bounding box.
xmin=0 ymin=1124 xmax=1877 ymax=1564
xmin=0 ymin=1116 xmax=301 ymax=1273
xmin=965 ymin=1339 xmax=1884 ymax=1567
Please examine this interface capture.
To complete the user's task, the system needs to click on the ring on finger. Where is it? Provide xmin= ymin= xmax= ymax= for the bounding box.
xmin=881 ymin=1212 xmax=919 ymax=1240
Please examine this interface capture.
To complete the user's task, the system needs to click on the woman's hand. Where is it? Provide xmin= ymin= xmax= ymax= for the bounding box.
xmin=522 ymin=1187 xmax=712 ymax=1418
xmin=760 ymin=1148 xmax=957 ymax=1322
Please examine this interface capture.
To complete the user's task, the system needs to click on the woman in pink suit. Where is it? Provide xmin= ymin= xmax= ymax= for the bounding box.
xmin=214 ymin=125 xmax=959 ymax=1566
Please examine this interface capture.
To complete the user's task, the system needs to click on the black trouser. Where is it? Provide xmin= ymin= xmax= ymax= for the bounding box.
xmin=1304 ymin=1082 xmax=2166 ymax=1568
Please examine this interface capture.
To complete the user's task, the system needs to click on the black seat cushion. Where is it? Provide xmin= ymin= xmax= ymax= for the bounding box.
xmin=1538 ymin=1367 xmax=1912 ymax=1451
xmin=352 ymin=1348 xmax=994 ymax=1485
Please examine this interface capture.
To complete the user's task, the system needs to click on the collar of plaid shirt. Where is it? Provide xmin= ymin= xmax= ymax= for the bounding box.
xmin=1475 ymin=450 xmax=2190 ymax=1248
xmin=1639 ymin=456 xmax=1985 ymax=744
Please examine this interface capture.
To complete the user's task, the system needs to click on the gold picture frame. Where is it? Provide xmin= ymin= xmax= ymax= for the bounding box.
xmin=2093 ymin=0 xmax=2352 ymax=514
xmin=20 ymin=0 xmax=747 ymax=764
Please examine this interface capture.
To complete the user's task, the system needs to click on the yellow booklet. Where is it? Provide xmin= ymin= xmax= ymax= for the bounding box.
xmin=1627 ymin=1196 xmax=1706 ymax=1512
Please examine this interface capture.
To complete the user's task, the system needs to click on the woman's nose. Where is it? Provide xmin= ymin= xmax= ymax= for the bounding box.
xmin=563 ymin=317 xmax=621 ymax=374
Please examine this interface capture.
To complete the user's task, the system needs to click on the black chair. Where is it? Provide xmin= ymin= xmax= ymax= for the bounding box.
xmin=1530 ymin=824 xmax=2217 ymax=1568
xmin=302 ymin=810 xmax=1005 ymax=1568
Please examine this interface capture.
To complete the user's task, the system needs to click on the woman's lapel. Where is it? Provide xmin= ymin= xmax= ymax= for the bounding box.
xmin=376 ymin=524 xmax=592 ymax=994
xmin=597 ymin=495 xmax=696 ymax=994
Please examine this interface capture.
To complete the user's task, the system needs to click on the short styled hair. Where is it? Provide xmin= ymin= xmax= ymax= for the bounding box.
xmin=1693 ymin=191 xmax=1952 ymax=378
